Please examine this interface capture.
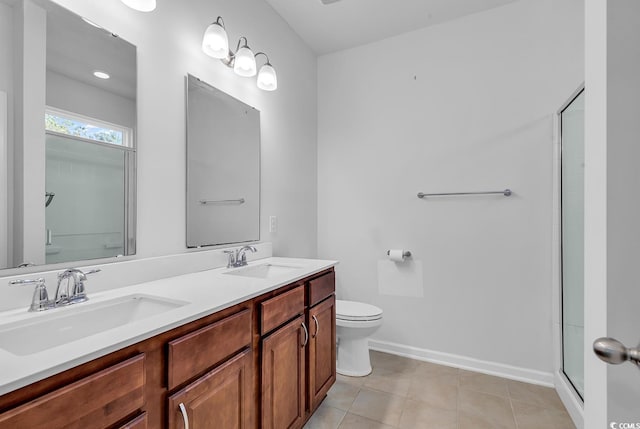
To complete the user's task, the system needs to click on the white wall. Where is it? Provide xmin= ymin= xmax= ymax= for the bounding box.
xmin=46 ymin=70 xmax=136 ymax=128
xmin=0 ymin=92 xmax=7 ymax=268
xmin=37 ymin=0 xmax=318 ymax=260
xmin=0 ymin=4 xmax=11 ymax=268
xmin=318 ymin=0 xmax=583 ymax=378
xmin=13 ymin=0 xmax=47 ymax=267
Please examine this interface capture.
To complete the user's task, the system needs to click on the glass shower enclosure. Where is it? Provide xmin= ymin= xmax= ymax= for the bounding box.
xmin=560 ymin=87 xmax=585 ymax=400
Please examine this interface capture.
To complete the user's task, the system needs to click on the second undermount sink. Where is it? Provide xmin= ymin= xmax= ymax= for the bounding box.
xmin=224 ymin=263 xmax=303 ymax=279
xmin=0 ymin=294 xmax=188 ymax=356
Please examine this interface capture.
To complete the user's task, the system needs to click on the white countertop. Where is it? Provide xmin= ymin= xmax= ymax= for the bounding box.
xmin=0 ymin=257 xmax=337 ymax=396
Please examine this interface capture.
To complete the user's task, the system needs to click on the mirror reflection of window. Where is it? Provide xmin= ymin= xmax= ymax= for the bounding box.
xmin=45 ymin=109 xmax=131 ymax=147
xmin=0 ymin=0 xmax=137 ymax=270
xmin=44 ymin=108 xmax=133 ymax=264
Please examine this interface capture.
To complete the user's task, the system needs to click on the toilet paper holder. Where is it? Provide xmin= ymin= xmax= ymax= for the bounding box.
xmin=386 ymin=250 xmax=412 ymax=258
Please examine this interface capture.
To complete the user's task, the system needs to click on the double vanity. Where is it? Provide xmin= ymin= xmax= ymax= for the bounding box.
xmin=0 ymin=257 xmax=337 ymax=428
xmin=0 ymin=1 xmax=333 ymax=427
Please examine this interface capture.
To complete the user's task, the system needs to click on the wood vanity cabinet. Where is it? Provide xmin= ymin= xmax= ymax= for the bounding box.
xmin=261 ymin=315 xmax=307 ymax=429
xmin=167 ymin=349 xmax=253 ymax=429
xmin=118 ymin=412 xmax=148 ymax=429
xmin=259 ymin=270 xmax=336 ymax=429
xmin=0 ymin=267 xmax=336 ymax=429
xmin=0 ymin=354 xmax=146 ymax=429
xmin=307 ymin=295 xmax=336 ymax=411
xmin=165 ymin=308 xmax=253 ymax=429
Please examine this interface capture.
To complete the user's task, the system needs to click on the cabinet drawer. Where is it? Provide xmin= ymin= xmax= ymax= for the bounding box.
xmin=118 ymin=412 xmax=147 ymax=429
xmin=0 ymin=354 xmax=145 ymax=429
xmin=308 ymin=271 xmax=335 ymax=307
xmin=168 ymin=308 xmax=251 ymax=390
xmin=261 ymin=285 xmax=305 ymax=335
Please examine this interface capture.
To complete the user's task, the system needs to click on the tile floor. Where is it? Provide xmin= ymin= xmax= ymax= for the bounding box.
xmin=304 ymin=351 xmax=576 ymax=429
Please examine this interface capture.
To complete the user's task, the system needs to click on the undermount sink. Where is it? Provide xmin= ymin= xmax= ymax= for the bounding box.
xmin=224 ymin=263 xmax=302 ymax=279
xmin=0 ymin=294 xmax=187 ymax=356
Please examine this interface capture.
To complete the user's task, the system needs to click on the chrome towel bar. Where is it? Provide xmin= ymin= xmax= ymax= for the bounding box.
xmin=386 ymin=250 xmax=412 ymax=258
xmin=199 ymin=198 xmax=245 ymax=205
xmin=417 ymin=189 xmax=512 ymax=198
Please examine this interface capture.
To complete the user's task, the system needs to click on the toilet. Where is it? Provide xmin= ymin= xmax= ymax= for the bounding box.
xmin=336 ymin=300 xmax=383 ymax=377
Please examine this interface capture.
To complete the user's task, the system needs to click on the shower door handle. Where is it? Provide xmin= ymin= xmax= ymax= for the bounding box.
xmin=593 ymin=337 xmax=640 ymax=367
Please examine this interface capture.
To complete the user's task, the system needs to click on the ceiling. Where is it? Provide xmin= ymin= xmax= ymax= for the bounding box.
xmin=37 ymin=0 xmax=136 ymax=100
xmin=264 ymin=0 xmax=518 ymax=55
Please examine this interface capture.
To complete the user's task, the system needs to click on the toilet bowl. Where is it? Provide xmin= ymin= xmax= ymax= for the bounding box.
xmin=336 ymin=300 xmax=383 ymax=377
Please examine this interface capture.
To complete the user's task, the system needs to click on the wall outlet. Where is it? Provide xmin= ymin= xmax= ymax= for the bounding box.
xmin=269 ymin=216 xmax=277 ymax=233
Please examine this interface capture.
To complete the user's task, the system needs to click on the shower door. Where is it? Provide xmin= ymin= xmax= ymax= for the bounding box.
xmin=560 ymin=87 xmax=585 ymax=400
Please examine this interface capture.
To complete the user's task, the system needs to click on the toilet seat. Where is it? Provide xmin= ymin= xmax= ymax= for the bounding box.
xmin=336 ymin=300 xmax=383 ymax=322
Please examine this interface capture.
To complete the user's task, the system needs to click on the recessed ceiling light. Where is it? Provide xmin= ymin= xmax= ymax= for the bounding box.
xmin=93 ymin=71 xmax=110 ymax=79
xmin=81 ymin=17 xmax=101 ymax=28
xmin=120 ymin=0 xmax=156 ymax=12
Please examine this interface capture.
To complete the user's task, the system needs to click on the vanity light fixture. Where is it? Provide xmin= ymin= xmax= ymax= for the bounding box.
xmin=201 ymin=16 xmax=278 ymax=91
xmin=120 ymin=0 xmax=156 ymax=12
xmin=202 ymin=16 xmax=229 ymax=59
xmin=255 ymin=52 xmax=277 ymax=91
xmin=233 ymin=37 xmax=257 ymax=77
xmin=93 ymin=70 xmax=110 ymax=79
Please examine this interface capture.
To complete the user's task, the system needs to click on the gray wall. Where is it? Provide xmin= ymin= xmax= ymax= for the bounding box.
xmin=317 ymin=0 xmax=584 ymax=379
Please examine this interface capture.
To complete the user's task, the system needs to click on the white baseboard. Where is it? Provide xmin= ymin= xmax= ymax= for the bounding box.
xmin=368 ymin=339 xmax=555 ymax=387
xmin=554 ymin=371 xmax=584 ymax=429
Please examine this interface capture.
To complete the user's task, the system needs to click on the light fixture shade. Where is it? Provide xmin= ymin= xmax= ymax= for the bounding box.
xmin=93 ymin=70 xmax=110 ymax=79
xmin=121 ymin=0 xmax=156 ymax=12
xmin=257 ymin=63 xmax=277 ymax=91
xmin=233 ymin=47 xmax=257 ymax=77
xmin=202 ymin=22 xmax=229 ymax=59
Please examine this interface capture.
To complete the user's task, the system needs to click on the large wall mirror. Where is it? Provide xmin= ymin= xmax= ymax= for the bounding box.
xmin=0 ymin=0 xmax=137 ymax=270
xmin=186 ymin=75 xmax=260 ymax=247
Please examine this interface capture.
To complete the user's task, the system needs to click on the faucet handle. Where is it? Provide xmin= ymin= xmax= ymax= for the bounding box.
xmin=9 ymin=278 xmax=52 ymax=312
xmin=71 ymin=268 xmax=100 ymax=302
xmin=9 ymin=278 xmax=44 ymax=286
xmin=223 ymin=250 xmax=236 ymax=268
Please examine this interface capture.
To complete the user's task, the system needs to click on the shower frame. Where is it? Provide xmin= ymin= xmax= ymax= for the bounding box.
xmin=552 ymin=83 xmax=585 ymax=429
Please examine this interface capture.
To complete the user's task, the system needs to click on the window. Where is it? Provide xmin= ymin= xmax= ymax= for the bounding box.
xmin=45 ymin=107 xmax=132 ymax=147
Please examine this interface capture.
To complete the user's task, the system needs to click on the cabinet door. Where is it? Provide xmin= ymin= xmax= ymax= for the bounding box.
xmin=308 ymin=296 xmax=336 ymax=411
xmin=167 ymin=349 xmax=252 ymax=429
xmin=262 ymin=315 xmax=306 ymax=429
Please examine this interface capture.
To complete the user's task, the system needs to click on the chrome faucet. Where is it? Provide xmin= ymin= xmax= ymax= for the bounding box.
xmin=225 ymin=245 xmax=257 ymax=268
xmin=55 ymin=268 xmax=100 ymax=305
xmin=8 ymin=268 xmax=100 ymax=312
xmin=235 ymin=245 xmax=257 ymax=267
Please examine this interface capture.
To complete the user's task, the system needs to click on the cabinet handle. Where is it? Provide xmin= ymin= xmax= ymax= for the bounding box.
xmin=312 ymin=315 xmax=319 ymax=338
xmin=301 ymin=322 xmax=309 ymax=347
xmin=179 ymin=402 xmax=190 ymax=429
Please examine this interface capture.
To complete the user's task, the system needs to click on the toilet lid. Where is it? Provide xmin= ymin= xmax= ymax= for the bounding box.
xmin=336 ymin=300 xmax=383 ymax=321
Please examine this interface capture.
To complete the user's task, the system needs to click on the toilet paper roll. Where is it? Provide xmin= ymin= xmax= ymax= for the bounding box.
xmin=388 ymin=249 xmax=406 ymax=262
